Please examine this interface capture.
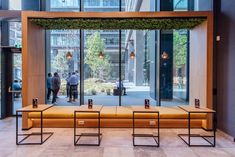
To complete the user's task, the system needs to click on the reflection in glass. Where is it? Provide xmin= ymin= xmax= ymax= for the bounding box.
xmin=121 ymin=30 xmax=157 ymax=106
xmin=173 ymin=30 xmax=188 ymax=101
xmin=174 ymin=0 xmax=188 ymax=11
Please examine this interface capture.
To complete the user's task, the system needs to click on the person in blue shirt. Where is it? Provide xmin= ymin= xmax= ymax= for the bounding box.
xmin=68 ymin=72 xmax=79 ymax=102
xmin=13 ymin=80 xmax=22 ymax=91
xmin=12 ymin=80 xmax=22 ymax=98
xmin=47 ymin=73 xmax=52 ymax=100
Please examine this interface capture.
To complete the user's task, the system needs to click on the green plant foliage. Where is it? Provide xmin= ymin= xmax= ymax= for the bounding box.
xmin=84 ymin=78 xmax=113 ymax=96
xmin=85 ymin=32 xmax=111 ymax=79
xmin=173 ymin=30 xmax=187 ymax=68
xmin=30 ymin=18 xmax=205 ymax=30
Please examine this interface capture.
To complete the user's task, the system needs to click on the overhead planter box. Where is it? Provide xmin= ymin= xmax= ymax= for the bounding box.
xmin=30 ymin=17 xmax=206 ymax=30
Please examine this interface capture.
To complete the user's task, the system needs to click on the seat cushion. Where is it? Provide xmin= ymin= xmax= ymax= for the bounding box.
xmin=29 ymin=106 xmax=76 ymax=119
xmin=29 ymin=106 xmax=101 ymax=119
xmin=29 ymin=106 xmax=117 ymax=119
xmin=116 ymin=106 xmax=133 ymax=118
xmin=100 ymin=106 xmax=116 ymax=118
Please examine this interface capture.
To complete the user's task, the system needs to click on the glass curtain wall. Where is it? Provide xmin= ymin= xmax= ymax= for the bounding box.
xmin=48 ymin=30 xmax=80 ymax=105
xmin=83 ymin=30 xmax=120 ymax=106
xmin=48 ymin=0 xmax=81 ymax=105
xmin=47 ymin=0 xmax=158 ymax=106
xmin=122 ymin=0 xmax=157 ymax=106
xmin=83 ymin=0 xmax=120 ymax=105
xmin=50 ymin=0 xmax=80 ymax=11
xmin=46 ymin=0 xmax=196 ymax=106
xmin=122 ymin=30 xmax=157 ymax=106
xmin=173 ymin=0 xmax=189 ymax=104
xmin=9 ymin=0 xmax=22 ymax=10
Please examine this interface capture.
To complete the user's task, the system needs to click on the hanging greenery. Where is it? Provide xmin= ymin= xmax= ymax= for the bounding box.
xmin=30 ymin=17 xmax=205 ymax=30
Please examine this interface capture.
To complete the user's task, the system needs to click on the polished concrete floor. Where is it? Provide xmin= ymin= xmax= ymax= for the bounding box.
xmin=1 ymin=117 xmax=235 ymax=157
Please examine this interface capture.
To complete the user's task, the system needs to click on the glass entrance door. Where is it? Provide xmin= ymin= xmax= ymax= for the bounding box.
xmin=12 ymin=53 xmax=22 ymax=115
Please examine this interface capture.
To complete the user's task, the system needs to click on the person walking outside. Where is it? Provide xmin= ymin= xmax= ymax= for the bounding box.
xmin=68 ymin=72 xmax=78 ymax=102
xmin=51 ymin=72 xmax=61 ymax=104
xmin=46 ymin=73 xmax=52 ymax=100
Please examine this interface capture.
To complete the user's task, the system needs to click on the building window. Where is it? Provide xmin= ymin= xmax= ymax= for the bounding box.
xmin=9 ymin=0 xmax=22 ymax=10
xmin=9 ymin=22 xmax=22 ymax=47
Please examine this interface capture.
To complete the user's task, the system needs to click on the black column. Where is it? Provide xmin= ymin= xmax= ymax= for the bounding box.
xmin=1 ymin=49 xmax=13 ymax=118
xmin=160 ymin=31 xmax=173 ymax=99
xmin=1 ymin=21 xmax=12 ymax=118
xmin=159 ymin=0 xmax=174 ymax=100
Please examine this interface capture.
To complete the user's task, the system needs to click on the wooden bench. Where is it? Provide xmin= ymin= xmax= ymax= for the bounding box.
xmin=28 ymin=106 xmax=207 ymax=128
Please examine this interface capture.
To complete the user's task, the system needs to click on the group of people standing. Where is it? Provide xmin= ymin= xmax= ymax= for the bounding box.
xmin=47 ymin=72 xmax=61 ymax=104
xmin=47 ymin=72 xmax=79 ymax=104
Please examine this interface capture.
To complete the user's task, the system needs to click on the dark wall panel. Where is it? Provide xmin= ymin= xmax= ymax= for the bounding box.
xmin=216 ymin=0 xmax=235 ymax=138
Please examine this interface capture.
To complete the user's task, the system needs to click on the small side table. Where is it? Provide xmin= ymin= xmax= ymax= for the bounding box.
xmin=16 ymin=104 xmax=54 ymax=145
xmin=131 ymin=106 xmax=160 ymax=147
xmin=74 ymin=105 xmax=103 ymax=146
xmin=177 ymin=106 xmax=216 ymax=147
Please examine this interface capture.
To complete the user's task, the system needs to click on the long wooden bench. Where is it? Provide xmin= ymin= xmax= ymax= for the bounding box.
xmin=28 ymin=106 xmax=207 ymax=128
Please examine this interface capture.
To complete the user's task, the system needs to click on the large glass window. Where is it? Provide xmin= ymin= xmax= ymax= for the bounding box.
xmin=84 ymin=0 xmax=120 ymax=12
xmin=50 ymin=0 xmax=80 ymax=11
xmin=48 ymin=30 xmax=80 ymax=105
xmin=9 ymin=0 xmax=22 ymax=10
xmin=9 ymin=22 xmax=22 ymax=47
xmin=194 ymin=0 xmax=213 ymax=11
xmin=124 ymin=0 xmax=155 ymax=12
xmin=174 ymin=0 xmax=188 ymax=11
xmin=84 ymin=30 xmax=119 ymax=106
xmin=45 ymin=0 xmax=192 ymax=107
xmin=121 ymin=30 xmax=157 ymax=106
xmin=173 ymin=30 xmax=188 ymax=102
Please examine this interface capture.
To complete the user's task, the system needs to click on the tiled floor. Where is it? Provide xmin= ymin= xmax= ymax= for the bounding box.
xmin=1 ymin=117 xmax=235 ymax=157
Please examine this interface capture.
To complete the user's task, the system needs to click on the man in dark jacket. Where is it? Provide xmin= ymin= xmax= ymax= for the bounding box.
xmin=51 ymin=72 xmax=61 ymax=104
